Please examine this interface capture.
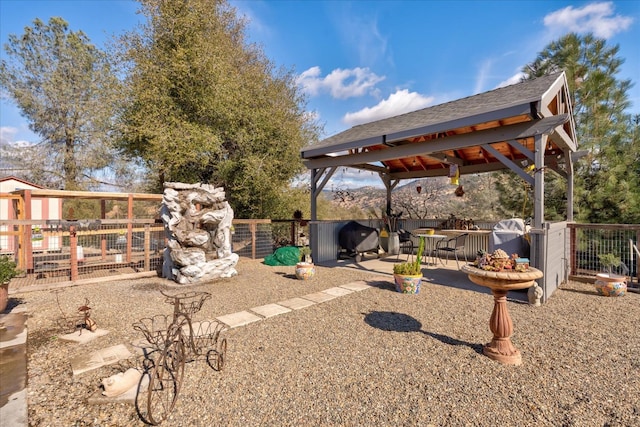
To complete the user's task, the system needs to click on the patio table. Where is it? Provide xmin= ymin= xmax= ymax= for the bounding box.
xmin=414 ymin=233 xmax=447 ymax=267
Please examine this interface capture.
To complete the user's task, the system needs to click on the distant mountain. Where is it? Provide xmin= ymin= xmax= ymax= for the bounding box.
xmin=324 ymin=174 xmax=503 ymax=221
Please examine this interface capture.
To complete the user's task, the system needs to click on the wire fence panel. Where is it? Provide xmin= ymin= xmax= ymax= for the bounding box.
xmin=231 ymin=220 xmax=274 ymax=260
xmin=2 ymin=220 xmax=165 ymax=290
xmin=569 ymin=224 xmax=639 ymax=280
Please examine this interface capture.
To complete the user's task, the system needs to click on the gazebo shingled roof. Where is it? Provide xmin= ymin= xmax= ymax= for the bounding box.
xmin=301 ymin=71 xmax=578 ymax=229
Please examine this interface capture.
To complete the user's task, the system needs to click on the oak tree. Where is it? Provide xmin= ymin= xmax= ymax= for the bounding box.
xmin=117 ymin=0 xmax=320 ymax=218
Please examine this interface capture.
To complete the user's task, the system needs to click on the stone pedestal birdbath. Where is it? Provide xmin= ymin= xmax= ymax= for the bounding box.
xmin=460 ymin=264 xmax=543 ymax=366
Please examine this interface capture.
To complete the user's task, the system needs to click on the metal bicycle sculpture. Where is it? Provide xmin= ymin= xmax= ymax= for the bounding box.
xmin=132 ymin=291 xmax=228 ymax=425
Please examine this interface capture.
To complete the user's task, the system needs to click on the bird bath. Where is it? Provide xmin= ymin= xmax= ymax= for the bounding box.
xmin=461 ymin=264 xmax=543 ymax=366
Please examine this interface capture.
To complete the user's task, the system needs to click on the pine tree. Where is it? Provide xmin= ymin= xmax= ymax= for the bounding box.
xmin=509 ymin=33 xmax=638 ymax=224
xmin=0 ymin=17 xmax=121 ymax=190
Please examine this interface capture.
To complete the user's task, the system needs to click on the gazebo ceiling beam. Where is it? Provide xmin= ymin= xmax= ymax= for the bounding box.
xmin=313 ymin=166 xmax=338 ymax=194
xmin=389 ymin=161 xmax=510 ymax=179
xmin=381 ymin=104 xmax=534 ymax=146
xmin=548 ymin=126 xmax=576 ymax=151
xmin=350 ymin=163 xmax=388 ymax=174
xmin=389 ymin=153 xmax=566 ymax=181
xmin=414 ymin=156 xmax=427 ymax=170
xmin=507 ymin=138 xmax=535 ymax=162
xmin=428 ymin=152 xmax=465 ymax=166
xmin=482 ymin=144 xmax=534 ymax=186
xmin=303 ymin=115 xmax=569 ymax=170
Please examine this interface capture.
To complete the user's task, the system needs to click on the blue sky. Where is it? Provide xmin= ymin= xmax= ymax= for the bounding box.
xmin=1 ymin=0 xmax=639 ymax=188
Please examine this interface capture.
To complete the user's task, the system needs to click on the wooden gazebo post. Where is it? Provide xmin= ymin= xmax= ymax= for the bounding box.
xmin=22 ymin=190 xmax=34 ymax=273
xmin=127 ymin=194 xmax=134 ymax=264
xmin=100 ymin=200 xmax=107 ymax=261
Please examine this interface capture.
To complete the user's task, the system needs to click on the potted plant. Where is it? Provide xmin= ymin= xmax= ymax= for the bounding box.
xmin=295 ymin=246 xmax=315 ymax=280
xmin=380 ymin=212 xmax=401 ymax=255
xmin=392 ymin=237 xmax=425 ymax=293
xmin=594 ymin=253 xmax=626 ymax=296
xmin=0 ymin=255 xmax=22 ymax=312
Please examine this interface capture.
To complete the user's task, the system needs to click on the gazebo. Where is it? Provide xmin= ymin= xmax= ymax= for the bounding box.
xmin=301 ymin=71 xmax=579 ymax=301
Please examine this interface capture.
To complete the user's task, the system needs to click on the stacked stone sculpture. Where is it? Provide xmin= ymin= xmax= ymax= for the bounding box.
xmin=161 ymin=182 xmax=239 ymax=284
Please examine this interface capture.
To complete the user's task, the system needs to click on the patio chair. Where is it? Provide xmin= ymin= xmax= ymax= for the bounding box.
xmin=435 ymin=233 xmax=469 ymax=269
xmin=396 ymin=229 xmax=415 ymax=261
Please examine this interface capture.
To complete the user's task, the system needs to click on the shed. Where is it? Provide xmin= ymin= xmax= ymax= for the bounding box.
xmin=0 ymin=176 xmax=62 ymax=253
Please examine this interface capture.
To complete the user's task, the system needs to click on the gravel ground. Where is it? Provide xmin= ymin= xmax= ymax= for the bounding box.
xmin=15 ymin=259 xmax=640 ymax=426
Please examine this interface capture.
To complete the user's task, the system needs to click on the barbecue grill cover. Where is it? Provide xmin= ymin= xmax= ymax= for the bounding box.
xmin=489 ymin=218 xmax=530 ymax=257
xmin=338 ymin=221 xmax=379 ymax=253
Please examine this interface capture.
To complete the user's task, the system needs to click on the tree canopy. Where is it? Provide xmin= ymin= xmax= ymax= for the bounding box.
xmin=496 ymin=33 xmax=639 ymax=224
xmin=117 ymin=0 xmax=320 ymax=218
xmin=0 ymin=17 xmax=121 ymax=190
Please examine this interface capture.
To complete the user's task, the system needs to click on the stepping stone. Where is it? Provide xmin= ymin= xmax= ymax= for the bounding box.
xmin=59 ymin=329 xmax=109 ymax=344
xmin=130 ymin=339 xmax=156 ymax=357
xmin=340 ymin=281 xmax=374 ymax=291
xmin=70 ymin=344 xmax=132 ymax=376
xmin=278 ymin=297 xmax=316 ymax=310
xmin=302 ymin=292 xmax=338 ymax=303
xmin=323 ymin=287 xmax=353 ymax=297
xmin=0 ymin=344 xmax=26 ymax=411
xmin=0 ymin=312 xmax=27 ymax=349
xmin=216 ymin=311 xmax=262 ymax=328
xmin=0 ymin=389 xmax=27 ymax=427
xmin=250 ymin=303 xmax=291 ymax=318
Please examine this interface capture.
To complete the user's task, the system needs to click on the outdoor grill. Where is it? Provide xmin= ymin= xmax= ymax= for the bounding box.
xmin=489 ymin=218 xmax=530 ymax=258
xmin=337 ymin=221 xmax=380 ymax=262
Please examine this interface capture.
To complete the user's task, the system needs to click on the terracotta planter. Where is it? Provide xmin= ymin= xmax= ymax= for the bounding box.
xmin=594 ymin=273 xmax=626 ymax=297
xmin=393 ymin=273 xmax=422 ymax=294
xmin=295 ymin=262 xmax=316 ymax=280
xmin=0 ymin=282 xmax=8 ymax=313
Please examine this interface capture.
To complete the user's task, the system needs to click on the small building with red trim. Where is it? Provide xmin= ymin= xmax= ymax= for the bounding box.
xmin=0 ymin=176 xmax=62 ymax=253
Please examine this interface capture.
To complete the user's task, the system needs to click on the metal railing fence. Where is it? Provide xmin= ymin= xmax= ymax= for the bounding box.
xmin=568 ymin=223 xmax=639 ymax=282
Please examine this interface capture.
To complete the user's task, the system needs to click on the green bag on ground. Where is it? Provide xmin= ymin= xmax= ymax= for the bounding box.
xmin=263 ymin=246 xmax=301 ymax=266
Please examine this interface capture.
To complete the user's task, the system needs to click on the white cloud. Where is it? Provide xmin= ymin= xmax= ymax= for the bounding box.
xmin=296 ymin=66 xmax=385 ymax=99
xmin=495 ymin=72 xmax=526 ymax=89
xmin=544 ymin=2 xmax=633 ymax=39
xmin=0 ymin=126 xmax=33 ymax=148
xmin=474 ymin=59 xmax=494 ymax=95
xmin=0 ymin=126 xmax=18 ymax=146
xmin=343 ymin=89 xmax=435 ymax=126
xmin=345 ymin=16 xmax=388 ymax=66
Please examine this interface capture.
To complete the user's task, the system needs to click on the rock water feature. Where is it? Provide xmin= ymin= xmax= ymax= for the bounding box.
xmin=161 ymin=182 xmax=239 ymax=284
